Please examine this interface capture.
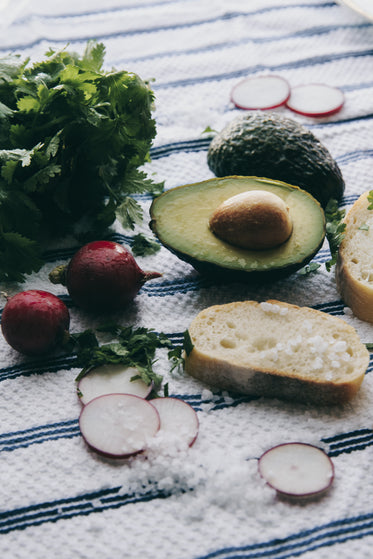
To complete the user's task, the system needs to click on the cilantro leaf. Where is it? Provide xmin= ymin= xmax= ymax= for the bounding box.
xmin=298 ymin=261 xmax=321 ymax=276
xmin=131 ymin=233 xmax=160 ymax=256
xmin=183 ymin=330 xmax=194 ymax=356
xmin=324 ymin=198 xmax=346 ymax=272
xmin=0 ymin=40 xmax=160 ymax=282
xmin=0 ymin=231 xmax=43 ymax=282
xmin=367 ymin=190 xmax=373 ymax=210
xmin=116 ymin=197 xmax=143 ymax=230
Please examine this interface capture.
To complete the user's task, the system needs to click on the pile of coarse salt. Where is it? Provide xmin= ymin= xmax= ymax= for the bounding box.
xmin=116 ymin=420 xmax=273 ymax=519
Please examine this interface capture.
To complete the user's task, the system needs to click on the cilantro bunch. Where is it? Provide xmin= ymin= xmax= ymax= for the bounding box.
xmin=0 ymin=41 xmax=162 ymax=282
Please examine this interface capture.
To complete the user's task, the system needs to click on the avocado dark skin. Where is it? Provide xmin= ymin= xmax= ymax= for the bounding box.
xmin=207 ymin=112 xmax=344 ymax=208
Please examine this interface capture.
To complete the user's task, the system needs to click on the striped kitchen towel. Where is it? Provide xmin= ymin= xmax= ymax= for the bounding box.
xmin=1 ymin=1 xmax=373 ymax=558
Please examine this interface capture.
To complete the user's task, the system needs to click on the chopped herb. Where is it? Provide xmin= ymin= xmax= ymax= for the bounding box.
xmin=201 ymin=126 xmax=218 ymax=136
xmin=163 ymin=382 xmax=169 ymax=397
xmin=183 ymin=330 xmax=194 ymax=356
xmin=367 ymin=190 xmax=373 ymax=210
xmin=298 ymin=261 xmax=321 ymax=275
xmin=358 ymin=223 xmax=369 ymax=231
xmin=131 ymin=233 xmax=161 ymax=256
xmin=365 ymin=343 xmax=373 ymax=351
xmin=168 ymin=344 xmax=184 ymax=373
xmin=0 ymin=41 xmax=163 ymax=282
xmin=324 ymin=198 xmax=346 ymax=272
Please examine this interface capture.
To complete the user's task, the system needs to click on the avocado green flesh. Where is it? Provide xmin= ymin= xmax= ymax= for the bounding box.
xmin=150 ymin=176 xmax=325 ymax=276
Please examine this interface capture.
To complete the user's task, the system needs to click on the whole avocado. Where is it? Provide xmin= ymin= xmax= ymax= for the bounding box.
xmin=207 ymin=112 xmax=344 ymax=208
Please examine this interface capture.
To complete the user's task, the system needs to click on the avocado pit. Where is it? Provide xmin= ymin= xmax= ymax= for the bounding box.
xmin=209 ymin=190 xmax=293 ymax=250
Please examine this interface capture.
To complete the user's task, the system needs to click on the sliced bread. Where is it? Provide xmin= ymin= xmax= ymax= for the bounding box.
xmin=184 ymin=300 xmax=369 ymax=405
xmin=336 ymin=191 xmax=373 ymax=322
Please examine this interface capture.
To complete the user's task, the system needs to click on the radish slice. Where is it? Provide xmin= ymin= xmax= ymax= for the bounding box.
xmin=258 ymin=442 xmax=334 ymax=498
xmin=150 ymin=397 xmax=199 ymax=447
xmin=79 ymin=393 xmax=160 ymax=458
xmin=286 ymin=83 xmax=344 ymax=117
xmin=231 ymin=75 xmax=290 ymax=110
xmin=77 ymin=364 xmax=152 ymax=405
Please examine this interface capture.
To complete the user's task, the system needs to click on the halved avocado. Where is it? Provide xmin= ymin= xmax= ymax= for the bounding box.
xmin=149 ymin=176 xmax=326 ymax=280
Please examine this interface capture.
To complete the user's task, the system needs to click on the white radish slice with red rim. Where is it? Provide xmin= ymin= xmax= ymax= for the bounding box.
xmin=231 ymin=75 xmax=291 ymax=110
xmin=79 ymin=393 xmax=160 ymax=458
xmin=77 ymin=364 xmax=152 ymax=405
xmin=286 ymin=83 xmax=344 ymax=117
xmin=258 ymin=442 xmax=334 ymax=498
xmin=150 ymin=397 xmax=199 ymax=447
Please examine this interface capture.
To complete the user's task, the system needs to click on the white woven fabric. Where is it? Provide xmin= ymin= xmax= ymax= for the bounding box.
xmin=1 ymin=1 xmax=373 ymax=558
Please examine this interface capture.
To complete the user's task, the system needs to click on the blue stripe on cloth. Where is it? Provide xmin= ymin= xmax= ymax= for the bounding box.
xmin=114 ymin=22 xmax=373 ymax=65
xmin=1 ymin=276 xmax=347 ymax=314
xmin=149 ymin=141 xmax=373 ymax=162
xmin=3 ymin=3 xmax=341 ymax=53
xmin=0 ymin=355 xmax=78 ymax=382
xmin=14 ymin=2 xmax=340 ymax=26
xmin=196 ymin=512 xmax=373 ymax=559
xmin=0 ymin=485 xmax=170 ymax=535
xmin=1 ymin=480 xmax=373 ymax=559
xmin=0 ymin=420 xmax=81 ymax=453
xmin=154 ymin=50 xmax=373 ymax=90
xmin=1 ymin=393 xmax=372 ymax=455
xmin=14 ymin=0 xmax=191 ymax=24
xmin=322 ymin=429 xmax=373 ymax=456
xmin=1 ymin=299 xmax=371 ymax=384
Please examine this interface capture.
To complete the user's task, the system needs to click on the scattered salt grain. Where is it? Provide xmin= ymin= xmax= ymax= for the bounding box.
xmin=86 ymin=516 xmax=105 ymax=533
xmin=311 ymin=357 xmax=324 ymax=370
xmin=157 ymin=476 xmax=176 ymax=492
xmin=332 ymin=340 xmax=348 ymax=353
xmin=260 ymin=302 xmax=287 ymax=315
xmin=201 ymin=389 xmax=214 ymax=402
xmin=341 ymin=352 xmax=352 ymax=362
xmin=222 ymin=391 xmax=234 ymax=405
xmin=200 ymin=401 xmax=214 ymax=412
xmin=308 ymin=335 xmax=328 ymax=354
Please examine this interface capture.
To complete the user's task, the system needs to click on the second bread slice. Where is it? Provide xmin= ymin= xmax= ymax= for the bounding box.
xmin=185 ymin=300 xmax=369 ymax=405
xmin=336 ymin=191 xmax=373 ymax=322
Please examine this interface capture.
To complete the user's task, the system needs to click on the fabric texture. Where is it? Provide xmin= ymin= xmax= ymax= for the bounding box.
xmin=1 ymin=1 xmax=373 ymax=557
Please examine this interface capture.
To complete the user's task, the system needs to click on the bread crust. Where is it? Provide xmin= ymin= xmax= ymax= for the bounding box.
xmin=336 ymin=191 xmax=373 ymax=322
xmin=185 ymin=300 xmax=368 ymax=405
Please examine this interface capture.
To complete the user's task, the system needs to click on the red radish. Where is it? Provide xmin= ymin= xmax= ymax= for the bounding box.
xmin=77 ymin=364 xmax=152 ymax=405
xmin=150 ymin=397 xmax=199 ymax=447
xmin=79 ymin=393 xmax=160 ymax=458
xmin=286 ymin=83 xmax=344 ymax=117
xmin=231 ymin=75 xmax=290 ymax=110
xmin=49 ymin=240 xmax=162 ymax=312
xmin=258 ymin=442 xmax=334 ymax=498
xmin=1 ymin=290 xmax=70 ymax=356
